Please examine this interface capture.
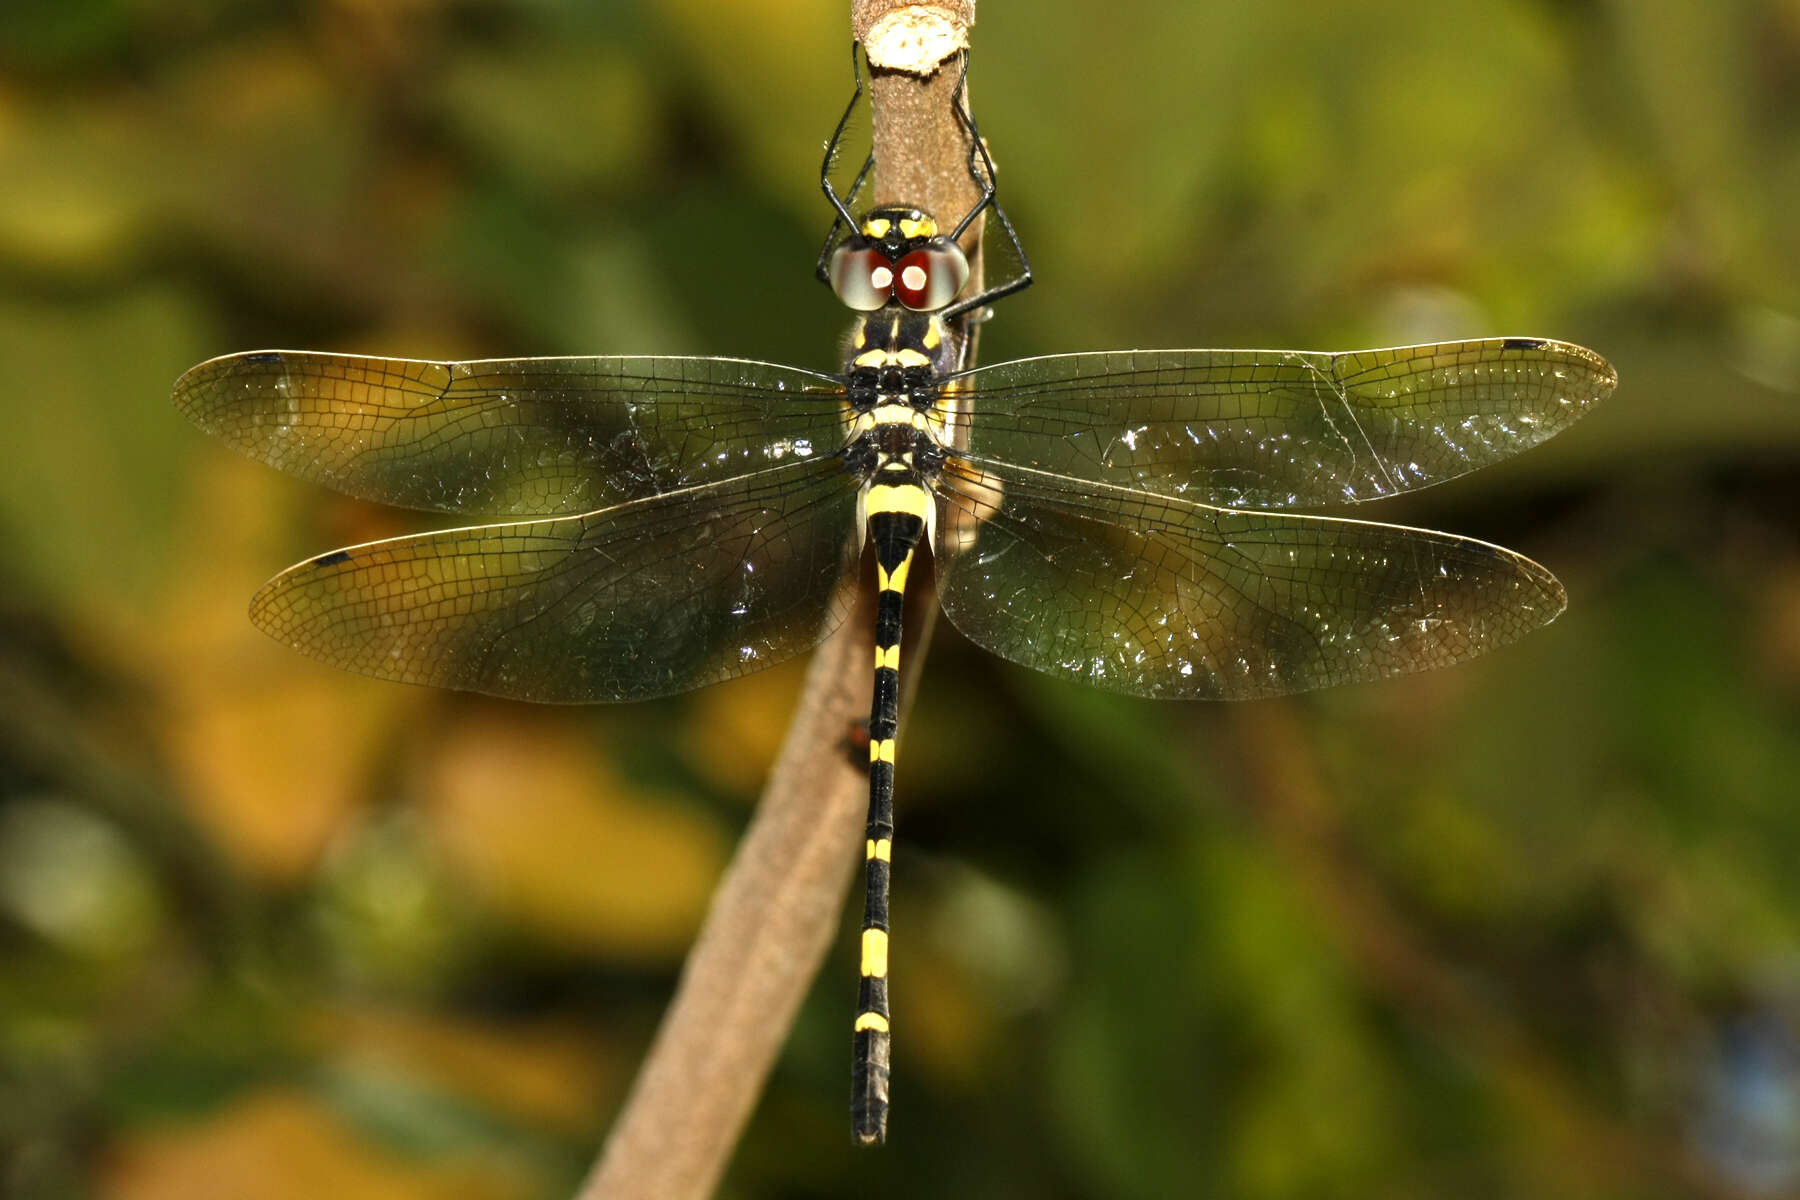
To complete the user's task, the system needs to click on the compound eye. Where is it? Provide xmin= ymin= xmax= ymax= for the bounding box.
xmin=894 ymin=240 xmax=970 ymax=311
xmin=829 ymin=245 xmax=895 ymax=311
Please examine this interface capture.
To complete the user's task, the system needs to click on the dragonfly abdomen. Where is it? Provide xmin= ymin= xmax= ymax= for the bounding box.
xmin=852 ymin=468 xmax=927 ymax=1146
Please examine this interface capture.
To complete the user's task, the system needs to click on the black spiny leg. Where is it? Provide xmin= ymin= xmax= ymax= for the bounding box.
xmin=817 ymin=40 xmax=870 ymax=284
xmin=939 ymin=50 xmax=1033 ymax=322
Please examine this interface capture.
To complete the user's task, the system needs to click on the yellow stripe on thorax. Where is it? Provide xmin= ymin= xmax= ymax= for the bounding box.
xmin=870 ymin=403 xmax=925 ymax=427
xmin=851 ymin=347 xmax=933 ymax=371
xmin=847 ymin=405 xmax=933 ymax=441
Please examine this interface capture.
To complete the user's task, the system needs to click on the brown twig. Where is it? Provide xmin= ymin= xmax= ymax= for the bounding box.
xmin=577 ymin=4 xmax=980 ymax=1196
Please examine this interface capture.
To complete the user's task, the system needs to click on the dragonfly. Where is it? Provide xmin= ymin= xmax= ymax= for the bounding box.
xmin=172 ymin=49 xmax=1615 ymax=1145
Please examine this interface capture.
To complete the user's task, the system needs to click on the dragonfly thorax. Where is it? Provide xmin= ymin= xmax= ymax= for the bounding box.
xmin=841 ymin=306 xmax=955 ymax=499
xmin=843 ymin=308 xmax=958 ymax=415
xmin=842 ymin=304 xmax=958 ymax=480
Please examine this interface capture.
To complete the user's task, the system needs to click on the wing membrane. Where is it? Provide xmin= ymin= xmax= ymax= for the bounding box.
xmin=250 ymin=457 xmax=861 ymax=702
xmin=933 ymin=456 xmax=1564 ymax=700
xmin=175 ymin=351 xmax=848 ymax=516
xmin=946 ymin=338 xmax=1613 ymax=509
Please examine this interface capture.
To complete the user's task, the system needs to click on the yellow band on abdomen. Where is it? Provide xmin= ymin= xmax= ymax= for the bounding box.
xmin=861 ymin=928 xmax=889 ymax=978
xmin=865 ymin=482 xmax=928 ymax=520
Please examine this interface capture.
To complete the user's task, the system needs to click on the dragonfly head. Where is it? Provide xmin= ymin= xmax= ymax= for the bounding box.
xmin=828 ymin=206 xmax=970 ymax=313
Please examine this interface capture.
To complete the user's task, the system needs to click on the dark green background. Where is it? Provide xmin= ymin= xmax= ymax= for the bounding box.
xmin=3 ymin=1 xmax=1798 ymax=1197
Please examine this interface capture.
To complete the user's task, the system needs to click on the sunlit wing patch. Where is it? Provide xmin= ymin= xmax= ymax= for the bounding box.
xmin=933 ymin=455 xmax=1565 ymax=700
xmin=250 ymin=457 xmax=862 ymax=702
xmin=946 ymin=338 xmax=1615 ymax=509
xmin=175 ymin=350 xmax=848 ymax=517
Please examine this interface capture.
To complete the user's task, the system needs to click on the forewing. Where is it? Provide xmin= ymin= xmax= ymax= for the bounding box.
xmin=947 ymin=338 xmax=1614 ymax=508
xmin=250 ymin=457 xmax=861 ymax=702
xmin=933 ymin=456 xmax=1565 ymax=700
xmin=175 ymin=350 xmax=847 ymax=516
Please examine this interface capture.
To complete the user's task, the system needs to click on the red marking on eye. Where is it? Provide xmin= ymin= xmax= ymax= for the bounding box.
xmin=830 ymin=246 xmax=895 ymax=311
xmin=894 ymin=244 xmax=970 ymax=310
xmin=894 ymin=251 xmax=933 ymax=308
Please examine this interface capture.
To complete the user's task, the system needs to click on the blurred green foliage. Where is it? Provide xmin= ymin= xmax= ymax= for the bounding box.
xmin=2 ymin=1 xmax=1798 ymax=1197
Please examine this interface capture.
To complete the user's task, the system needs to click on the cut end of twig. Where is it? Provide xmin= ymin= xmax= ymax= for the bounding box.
xmin=864 ymin=8 xmax=967 ymax=74
xmin=852 ymin=2 xmax=974 ymax=75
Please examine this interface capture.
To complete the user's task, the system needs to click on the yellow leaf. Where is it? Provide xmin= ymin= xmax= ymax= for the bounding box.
xmin=102 ymin=1088 xmax=527 ymax=1200
xmin=423 ymin=708 xmax=728 ymax=960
